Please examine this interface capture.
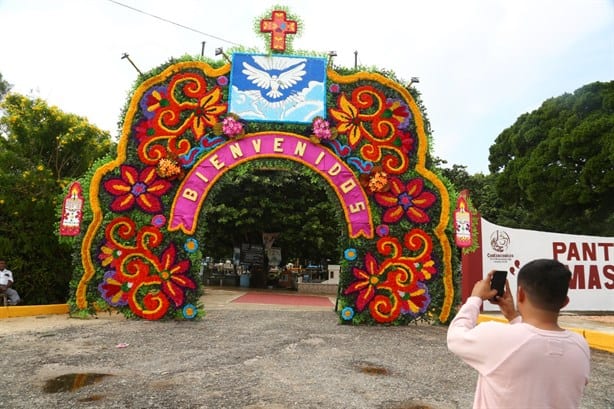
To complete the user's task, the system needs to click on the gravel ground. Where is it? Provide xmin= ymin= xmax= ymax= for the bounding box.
xmin=0 ymin=292 xmax=612 ymax=409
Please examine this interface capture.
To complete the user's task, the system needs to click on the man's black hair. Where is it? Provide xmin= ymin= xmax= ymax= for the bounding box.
xmin=517 ymin=259 xmax=571 ymax=312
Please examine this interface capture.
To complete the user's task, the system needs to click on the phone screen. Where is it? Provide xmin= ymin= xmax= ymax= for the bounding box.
xmin=490 ymin=270 xmax=507 ymax=300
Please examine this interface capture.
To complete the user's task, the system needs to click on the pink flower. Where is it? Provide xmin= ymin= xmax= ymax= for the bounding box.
xmin=222 ymin=116 xmax=244 ymax=138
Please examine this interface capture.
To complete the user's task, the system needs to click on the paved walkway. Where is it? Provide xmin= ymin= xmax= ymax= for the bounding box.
xmin=1 ymin=286 xmax=612 ymax=352
xmin=202 ymin=287 xmax=614 ymax=353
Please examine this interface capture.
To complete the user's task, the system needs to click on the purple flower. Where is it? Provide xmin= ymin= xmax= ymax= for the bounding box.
xmin=217 ymin=76 xmax=229 ymax=86
xmin=375 ymin=224 xmax=390 ymax=237
xmin=151 ymin=214 xmax=167 ymax=228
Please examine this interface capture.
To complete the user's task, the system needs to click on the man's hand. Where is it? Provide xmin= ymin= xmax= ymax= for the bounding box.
xmin=471 ymin=272 xmax=498 ymax=301
xmin=471 ymin=271 xmax=520 ymax=322
xmin=491 ymin=280 xmax=520 ymax=322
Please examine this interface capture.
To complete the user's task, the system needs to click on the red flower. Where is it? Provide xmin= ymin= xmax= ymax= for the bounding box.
xmin=374 ymin=177 xmax=436 ymax=224
xmin=104 ymin=165 xmax=172 ymax=213
xmin=396 ymin=130 xmax=414 ymax=155
xmin=157 ymin=243 xmax=195 ymax=307
xmin=343 ymin=253 xmax=384 ymax=312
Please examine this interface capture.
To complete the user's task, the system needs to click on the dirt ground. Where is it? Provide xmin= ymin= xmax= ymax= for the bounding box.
xmin=0 ymin=288 xmax=612 ymax=409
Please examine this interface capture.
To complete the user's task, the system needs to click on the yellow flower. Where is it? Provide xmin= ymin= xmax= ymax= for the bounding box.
xmin=37 ymin=165 xmax=44 ymax=171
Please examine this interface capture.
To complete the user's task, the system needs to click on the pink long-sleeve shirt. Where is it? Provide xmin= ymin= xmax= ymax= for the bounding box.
xmin=447 ymin=296 xmax=590 ymax=409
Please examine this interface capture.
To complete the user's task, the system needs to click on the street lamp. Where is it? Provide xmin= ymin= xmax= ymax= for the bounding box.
xmin=408 ymin=76 xmax=420 ymax=87
xmin=328 ymin=51 xmax=337 ymax=67
xmin=215 ymin=47 xmax=231 ymax=64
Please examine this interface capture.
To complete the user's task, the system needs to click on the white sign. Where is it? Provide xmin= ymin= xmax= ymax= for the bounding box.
xmin=481 ymin=218 xmax=614 ymax=311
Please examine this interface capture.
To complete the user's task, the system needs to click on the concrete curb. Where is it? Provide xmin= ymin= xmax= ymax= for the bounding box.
xmin=478 ymin=314 xmax=614 ymax=354
xmin=0 ymin=304 xmax=69 ymax=319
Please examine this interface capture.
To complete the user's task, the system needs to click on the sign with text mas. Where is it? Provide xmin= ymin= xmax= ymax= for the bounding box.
xmin=480 ymin=218 xmax=613 ymax=311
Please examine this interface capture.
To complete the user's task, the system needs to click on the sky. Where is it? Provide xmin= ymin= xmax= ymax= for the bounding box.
xmin=0 ymin=0 xmax=613 ymax=174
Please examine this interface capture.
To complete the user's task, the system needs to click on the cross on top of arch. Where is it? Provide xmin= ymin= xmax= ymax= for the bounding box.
xmin=259 ymin=9 xmax=298 ymax=52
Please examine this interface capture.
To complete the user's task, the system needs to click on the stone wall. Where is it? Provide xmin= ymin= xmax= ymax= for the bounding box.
xmin=297 ymin=282 xmax=339 ymax=295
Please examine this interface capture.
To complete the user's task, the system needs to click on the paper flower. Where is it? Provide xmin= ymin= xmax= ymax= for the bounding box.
xmin=156 ymin=157 xmax=183 ymax=179
xmin=310 ymin=116 xmax=337 ymax=143
xmin=182 ymin=303 xmax=198 ymax=319
xmin=103 ymin=165 xmax=172 ymax=213
xmin=151 ymin=214 xmax=167 ymax=228
xmin=375 ymin=224 xmax=390 ymax=237
xmin=374 ymin=177 xmax=436 ymax=224
xmin=218 ymin=114 xmax=245 ymax=138
xmin=341 ymin=306 xmax=355 ymax=321
xmin=344 ymin=248 xmax=358 ymax=261
xmin=184 ymin=238 xmax=199 ymax=253
xmin=359 ymin=166 xmax=390 ymax=194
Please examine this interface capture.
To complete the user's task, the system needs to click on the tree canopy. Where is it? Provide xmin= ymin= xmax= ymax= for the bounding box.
xmin=0 ymin=73 xmax=10 ymax=100
xmin=488 ymin=81 xmax=614 ymax=236
xmin=200 ymin=160 xmax=343 ymax=265
xmin=0 ymin=93 xmax=115 ymax=303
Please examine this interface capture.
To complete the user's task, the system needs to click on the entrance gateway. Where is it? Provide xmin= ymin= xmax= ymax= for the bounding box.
xmin=69 ymin=8 xmax=456 ymax=324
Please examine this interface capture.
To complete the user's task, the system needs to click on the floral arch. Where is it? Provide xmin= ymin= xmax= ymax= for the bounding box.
xmin=69 ymin=17 xmax=457 ymax=323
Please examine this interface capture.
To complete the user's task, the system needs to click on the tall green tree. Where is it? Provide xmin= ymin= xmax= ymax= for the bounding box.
xmin=200 ymin=161 xmax=342 ymax=265
xmin=0 ymin=93 xmax=115 ymax=304
xmin=488 ymin=81 xmax=614 ymax=236
xmin=437 ymin=161 xmax=503 ymax=222
xmin=0 ymin=73 xmax=10 ymax=100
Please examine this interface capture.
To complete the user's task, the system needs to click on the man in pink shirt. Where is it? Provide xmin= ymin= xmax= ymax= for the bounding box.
xmin=447 ymin=259 xmax=590 ymax=409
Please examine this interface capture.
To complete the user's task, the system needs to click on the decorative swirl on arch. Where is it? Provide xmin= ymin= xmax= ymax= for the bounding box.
xmin=369 ymin=293 xmax=402 ymax=323
xmin=404 ymin=228 xmax=433 ymax=260
xmin=128 ymin=278 xmax=169 ymax=320
xmin=330 ymin=85 xmax=409 ymax=177
xmin=104 ymin=216 xmax=138 ymax=248
xmin=104 ymin=217 xmax=164 ymax=253
xmin=137 ymin=135 xmax=171 ymax=165
xmin=135 ymin=72 xmax=227 ymax=165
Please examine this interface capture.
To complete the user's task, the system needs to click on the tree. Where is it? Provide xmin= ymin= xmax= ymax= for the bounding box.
xmin=200 ymin=160 xmax=343 ymax=265
xmin=437 ymin=161 xmax=503 ymax=222
xmin=0 ymin=72 xmax=10 ymax=100
xmin=0 ymin=93 xmax=115 ymax=304
xmin=488 ymin=81 xmax=614 ymax=236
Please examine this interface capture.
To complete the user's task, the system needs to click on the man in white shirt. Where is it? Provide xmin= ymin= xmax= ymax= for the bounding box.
xmin=0 ymin=259 xmax=21 ymax=305
xmin=447 ymin=259 xmax=590 ymax=409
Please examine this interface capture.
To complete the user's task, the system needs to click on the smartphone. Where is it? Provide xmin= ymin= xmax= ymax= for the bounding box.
xmin=490 ymin=270 xmax=507 ymax=301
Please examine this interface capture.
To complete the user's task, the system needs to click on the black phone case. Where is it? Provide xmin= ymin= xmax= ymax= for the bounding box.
xmin=490 ymin=270 xmax=507 ymax=299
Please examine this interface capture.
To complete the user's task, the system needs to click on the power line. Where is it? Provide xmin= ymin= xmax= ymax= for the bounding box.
xmin=106 ymin=0 xmax=242 ymax=47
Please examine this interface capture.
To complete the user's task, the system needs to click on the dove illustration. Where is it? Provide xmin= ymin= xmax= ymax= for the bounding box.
xmin=242 ymin=56 xmax=306 ymax=99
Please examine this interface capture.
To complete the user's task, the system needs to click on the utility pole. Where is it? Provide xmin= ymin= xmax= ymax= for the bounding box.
xmin=201 ymin=41 xmax=206 ymax=57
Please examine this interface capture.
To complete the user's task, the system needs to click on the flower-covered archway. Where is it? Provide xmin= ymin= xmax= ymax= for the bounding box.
xmin=69 ymin=9 xmax=456 ymax=324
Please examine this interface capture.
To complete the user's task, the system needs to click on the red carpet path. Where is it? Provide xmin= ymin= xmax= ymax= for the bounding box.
xmin=231 ymin=292 xmax=334 ymax=307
